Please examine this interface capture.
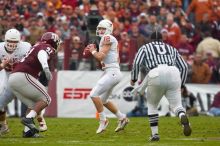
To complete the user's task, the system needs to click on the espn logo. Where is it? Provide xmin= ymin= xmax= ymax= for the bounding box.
xmin=63 ymin=88 xmax=92 ymax=99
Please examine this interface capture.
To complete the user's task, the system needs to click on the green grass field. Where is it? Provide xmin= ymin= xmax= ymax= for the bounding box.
xmin=0 ymin=116 xmax=220 ymax=146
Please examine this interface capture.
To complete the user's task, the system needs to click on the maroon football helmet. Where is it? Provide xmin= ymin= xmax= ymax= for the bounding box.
xmin=40 ymin=32 xmax=61 ymax=50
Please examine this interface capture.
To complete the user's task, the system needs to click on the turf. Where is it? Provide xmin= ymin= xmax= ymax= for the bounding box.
xmin=0 ymin=116 xmax=220 ymax=146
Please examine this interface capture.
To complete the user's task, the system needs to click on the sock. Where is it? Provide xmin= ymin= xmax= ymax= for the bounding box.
xmin=178 ymin=112 xmax=185 ymax=119
xmin=99 ymin=111 xmax=106 ymax=121
xmin=149 ymin=114 xmax=159 ymax=135
xmin=40 ymin=109 xmax=45 ymax=117
xmin=151 ymin=126 xmax=158 ymax=135
xmin=26 ymin=110 xmax=37 ymax=118
xmin=115 ymin=111 xmax=125 ymax=120
xmin=175 ymin=107 xmax=186 ymax=119
xmin=24 ymin=126 xmax=30 ymax=132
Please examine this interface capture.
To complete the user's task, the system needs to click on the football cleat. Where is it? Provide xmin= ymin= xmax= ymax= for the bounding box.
xmin=37 ymin=116 xmax=47 ymax=132
xmin=115 ymin=117 xmax=129 ymax=132
xmin=149 ymin=134 xmax=160 ymax=142
xmin=96 ymin=119 xmax=109 ymax=134
xmin=180 ymin=115 xmax=192 ymax=136
xmin=23 ymin=129 xmax=41 ymax=138
xmin=0 ymin=123 xmax=9 ymax=135
xmin=21 ymin=117 xmax=39 ymax=133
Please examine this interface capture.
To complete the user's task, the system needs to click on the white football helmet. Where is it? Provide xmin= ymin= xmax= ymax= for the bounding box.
xmin=96 ymin=19 xmax=113 ymax=37
xmin=4 ymin=28 xmax=21 ymax=52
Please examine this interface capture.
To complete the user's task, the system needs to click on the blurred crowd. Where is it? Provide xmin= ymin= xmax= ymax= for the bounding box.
xmin=0 ymin=0 xmax=220 ymax=84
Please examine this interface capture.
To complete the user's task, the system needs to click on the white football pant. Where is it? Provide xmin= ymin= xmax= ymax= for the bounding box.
xmin=8 ymin=72 xmax=51 ymax=109
xmin=136 ymin=65 xmax=185 ymax=115
xmin=0 ymin=70 xmax=15 ymax=110
xmin=90 ymin=68 xmax=122 ymax=103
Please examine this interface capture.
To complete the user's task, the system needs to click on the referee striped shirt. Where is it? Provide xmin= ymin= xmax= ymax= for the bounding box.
xmin=131 ymin=41 xmax=188 ymax=86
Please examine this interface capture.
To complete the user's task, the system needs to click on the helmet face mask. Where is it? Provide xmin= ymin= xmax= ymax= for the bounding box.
xmin=4 ymin=29 xmax=21 ymax=52
xmin=96 ymin=27 xmax=107 ymax=36
xmin=96 ymin=19 xmax=113 ymax=37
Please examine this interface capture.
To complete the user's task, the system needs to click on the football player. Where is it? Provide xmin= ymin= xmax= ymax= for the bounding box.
xmin=86 ymin=19 xmax=129 ymax=134
xmin=0 ymin=29 xmax=48 ymax=136
xmin=8 ymin=32 xmax=61 ymax=137
xmin=0 ymin=28 xmax=32 ymax=135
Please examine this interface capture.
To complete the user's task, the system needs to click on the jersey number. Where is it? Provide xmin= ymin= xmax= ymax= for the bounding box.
xmin=154 ymin=44 xmax=167 ymax=55
xmin=46 ymin=47 xmax=53 ymax=54
xmin=104 ymin=36 xmax=110 ymax=42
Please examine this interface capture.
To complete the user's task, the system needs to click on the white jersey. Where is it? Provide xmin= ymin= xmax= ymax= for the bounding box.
xmin=0 ymin=41 xmax=31 ymax=110
xmin=89 ymin=34 xmax=122 ymax=102
xmin=99 ymin=34 xmax=120 ymax=69
xmin=0 ymin=41 xmax=31 ymax=73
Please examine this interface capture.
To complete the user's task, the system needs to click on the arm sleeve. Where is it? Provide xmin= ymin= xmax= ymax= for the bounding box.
xmin=175 ymin=52 xmax=188 ymax=86
xmin=131 ymin=47 xmax=145 ymax=82
xmin=37 ymin=50 xmax=49 ymax=69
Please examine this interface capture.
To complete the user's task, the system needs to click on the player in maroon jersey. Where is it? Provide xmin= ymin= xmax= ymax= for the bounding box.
xmin=8 ymin=32 xmax=61 ymax=138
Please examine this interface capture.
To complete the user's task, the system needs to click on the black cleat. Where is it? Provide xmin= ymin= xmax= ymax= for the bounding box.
xmin=181 ymin=115 xmax=192 ymax=136
xmin=21 ymin=117 xmax=39 ymax=133
xmin=22 ymin=130 xmax=41 ymax=138
xmin=149 ymin=134 xmax=160 ymax=142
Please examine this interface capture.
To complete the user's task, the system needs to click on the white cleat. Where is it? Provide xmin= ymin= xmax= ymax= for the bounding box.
xmin=96 ymin=119 xmax=109 ymax=134
xmin=0 ymin=123 xmax=9 ymax=135
xmin=37 ymin=117 xmax=47 ymax=132
xmin=39 ymin=122 xmax=47 ymax=132
xmin=115 ymin=117 xmax=129 ymax=132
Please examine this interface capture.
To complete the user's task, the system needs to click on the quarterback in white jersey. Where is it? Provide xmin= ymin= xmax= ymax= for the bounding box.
xmin=0 ymin=29 xmax=32 ymax=135
xmin=87 ymin=19 xmax=129 ymax=134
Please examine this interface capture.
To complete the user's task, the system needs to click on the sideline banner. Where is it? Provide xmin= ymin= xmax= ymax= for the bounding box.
xmin=56 ymin=71 xmax=220 ymax=118
xmin=57 ymin=71 xmax=136 ymax=118
xmin=185 ymin=84 xmax=219 ymax=111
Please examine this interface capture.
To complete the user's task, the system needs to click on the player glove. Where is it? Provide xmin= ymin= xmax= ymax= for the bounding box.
xmin=43 ymin=67 xmax=53 ymax=81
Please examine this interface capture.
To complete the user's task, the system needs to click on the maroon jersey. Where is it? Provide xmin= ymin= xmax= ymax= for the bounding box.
xmin=12 ymin=42 xmax=56 ymax=78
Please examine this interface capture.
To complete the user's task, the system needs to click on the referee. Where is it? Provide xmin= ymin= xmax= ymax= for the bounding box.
xmin=130 ymin=31 xmax=191 ymax=142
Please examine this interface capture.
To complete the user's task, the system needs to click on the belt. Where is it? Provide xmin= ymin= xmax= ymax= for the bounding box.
xmin=150 ymin=64 xmax=173 ymax=69
xmin=101 ymin=63 xmax=120 ymax=69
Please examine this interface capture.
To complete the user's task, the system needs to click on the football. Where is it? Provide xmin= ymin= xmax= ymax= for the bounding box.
xmin=4 ymin=63 xmax=13 ymax=72
xmin=82 ymin=47 xmax=92 ymax=58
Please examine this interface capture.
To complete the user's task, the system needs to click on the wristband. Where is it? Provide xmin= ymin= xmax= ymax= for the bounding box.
xmin=92 ymin=50 xmax=97 ymax=55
